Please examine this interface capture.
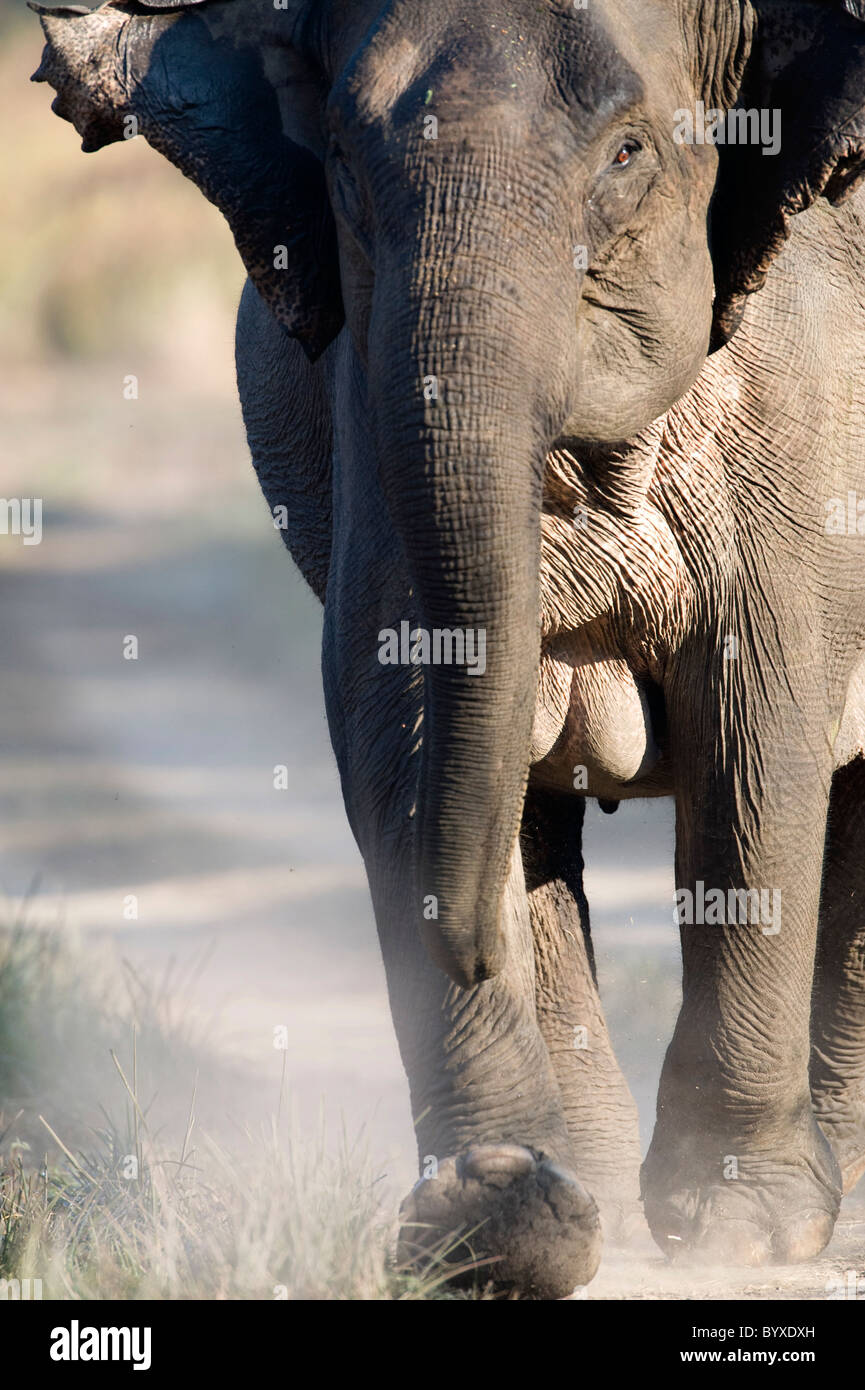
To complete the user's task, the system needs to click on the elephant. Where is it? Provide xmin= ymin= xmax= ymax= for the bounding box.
xmin=32 ymin=0 xmax=865 ymax=1299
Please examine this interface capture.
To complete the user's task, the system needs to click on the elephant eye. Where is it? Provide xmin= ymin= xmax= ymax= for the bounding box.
xmin=612 ymin=139 xmax=641 ymax=169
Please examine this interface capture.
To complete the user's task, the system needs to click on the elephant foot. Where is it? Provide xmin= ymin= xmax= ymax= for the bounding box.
xmin=641 ymin=1115 xmax=842 ymax=1265
xmin=813 ymin=1097 xmax=865 ymax=1193
xmin=397 ymin=1143 xmax=601 ymax=1299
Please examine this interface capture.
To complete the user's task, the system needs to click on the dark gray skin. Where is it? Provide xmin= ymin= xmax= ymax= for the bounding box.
xmin=33 ymin=0 xmax=865 ymax=1297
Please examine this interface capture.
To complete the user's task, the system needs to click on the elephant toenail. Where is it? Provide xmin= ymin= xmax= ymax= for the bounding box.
xmin=461 ymin=1145 xmax=536 ymax=1180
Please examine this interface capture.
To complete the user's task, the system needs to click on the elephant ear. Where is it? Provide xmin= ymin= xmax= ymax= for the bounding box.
xmin=707 ymin=0 xmax=865 ymax=349
xmin=30 ymin=0 xmax=343 ymax=360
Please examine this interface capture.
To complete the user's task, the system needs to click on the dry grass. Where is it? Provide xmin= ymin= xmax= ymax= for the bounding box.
xmin=0 ymin=924 xmax=495 ymax=1300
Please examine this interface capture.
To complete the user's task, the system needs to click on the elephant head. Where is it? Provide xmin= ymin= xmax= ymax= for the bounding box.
xmin=32 ymin=0 xmax=865 ymax=987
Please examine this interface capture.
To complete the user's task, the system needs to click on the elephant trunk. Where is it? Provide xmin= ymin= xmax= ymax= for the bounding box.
xmin=369 ymin=188 xmax=575 ymax=988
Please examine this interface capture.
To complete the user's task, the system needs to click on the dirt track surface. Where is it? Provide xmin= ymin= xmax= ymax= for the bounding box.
xmin=585 ymin=1207 xmax=865 ymax=1299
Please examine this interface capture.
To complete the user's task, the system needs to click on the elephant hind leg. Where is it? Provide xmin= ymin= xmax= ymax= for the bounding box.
xmin=520 ymin=788 xmax=642 ymax=1235
xmin=811 ymin=756 xmax=865 ymax=1193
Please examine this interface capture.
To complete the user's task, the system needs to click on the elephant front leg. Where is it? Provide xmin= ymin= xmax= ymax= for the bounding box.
xmin=811 ymin=757 xmax=865 ymax=1193
xmin=366 ymin=831 xmax=601 ymax=1298
xmin=325 ymin=653 xmax=600 ymax=1295
xmin=642 ymin=659 xmax=842 ymax=1264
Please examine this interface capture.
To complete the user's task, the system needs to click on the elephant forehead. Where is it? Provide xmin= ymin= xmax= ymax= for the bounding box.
xmin=355 ymin=34 xmax=423 ymax=122
xmin=339 ymin=0 xmax=643 ymax=137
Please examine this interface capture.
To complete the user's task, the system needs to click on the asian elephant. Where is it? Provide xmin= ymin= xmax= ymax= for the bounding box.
xmin=32 ymin=0 xmax=865 ymax=1298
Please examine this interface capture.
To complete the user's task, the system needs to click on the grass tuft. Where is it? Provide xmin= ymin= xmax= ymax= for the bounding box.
xmin=0 ymin=925 xmax=491 ymax=1300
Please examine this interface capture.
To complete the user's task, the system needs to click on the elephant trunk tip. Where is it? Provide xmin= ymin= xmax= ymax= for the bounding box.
xmin=421 ymin=903 xmax=506 ymax=990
